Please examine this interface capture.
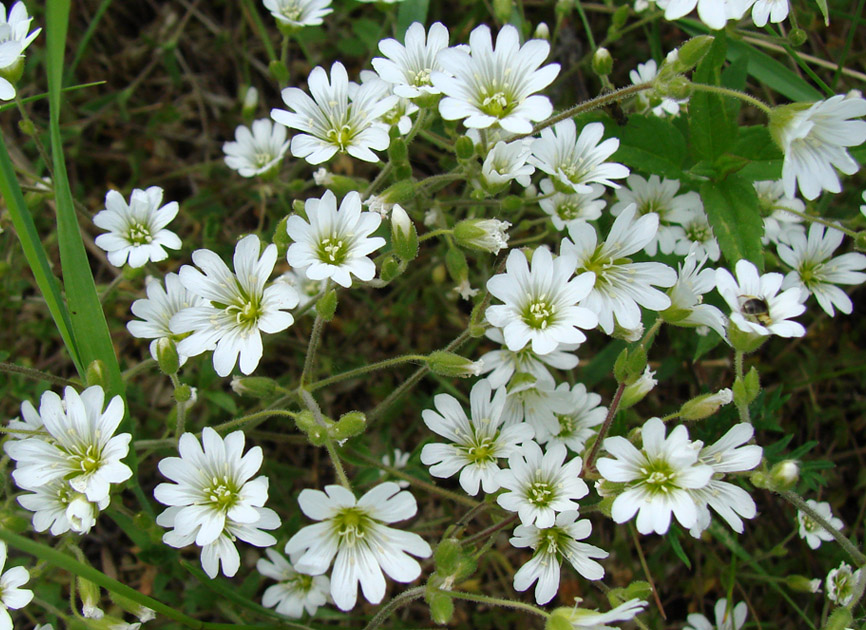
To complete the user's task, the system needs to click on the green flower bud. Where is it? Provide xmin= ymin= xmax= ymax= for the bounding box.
xmin=592 ymin=47 xmax=613 ymax=77
xmin=493 ymin=0 xmax=513 ymax=23
xmin=379 ymin=255 xmax=404 ymax=283
xmin=678 ymin=388 xmax=733 ymax=420
xmin=455 ymin=135 xmax=476 ymax=160
xmin=268 ymin=59 xmax=289 ymax=85
xmin=327 ymin=174 xmax=366 ymax=196
xmin=388 ymin=138 xmax=409 ymax=165
xmin=109 ymin=592 xmax=156 ymax=623
xmin=613 ymin=346 xmax=648 ymax=385
xmin=769 ymin=459 xmax=799 ymax=490
xmin=785 ymin=575 xmax=822 ymax=593
xmin=434 ymin=539 xmax=463 ymax=575
xmin=174 ymin=383 xmax=192 ymax=403
xmin=230 ymin=376 xmax=278 ymax=398
xmin=85 ymin=360 xmax=107 ymax=389
xmin=391 ymin=204 xmax=419 ymax=262
xmin=619 ymin=366 xmax=657 ymax=409
xmin=273 ymin=215 xmax=291 ymax=257
xmin=674 ymin=36 xmax=714 ymax=72
xmin=316 ymin=288 xmax=338 ymax=321
xmin=534 ymin=22 xmax=550 ymax=40
xmin=331 ymin=411 xmax=367 ymax=440
xmin=823 ymin=607 xmax=853 ymax=630
xmin=241 ymin=86 xmax=258 ymax=121
xmin=381 ymin=180 xmax=416 ymax=205
xmin=855 ymin=231 xmax=866 ymax=252
xmin=453 ymin=218 xmax=511 ymax=254
xmin=501 ymin=195 xmax=523 ymax=212
xmin=788 ymin=28 xmax=807 ymax=47
xmin=426 ymin=351 xmax=484 ymax=378
xmin=77 ymin=575 xmax=103 ymax=619
xmin=155 ymin=337 xmax=179 ymax=376
xmin=428 ymin=590 xmax=455 ymax=625
xmin=17 ymin=118 xmax=35 ymax=136
xmin=445 ymin=247 xmax=468 ymax=284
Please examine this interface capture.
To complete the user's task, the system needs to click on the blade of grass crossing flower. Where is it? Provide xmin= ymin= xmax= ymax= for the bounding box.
xmin=0 ymin=134 xmax=83 ymax=374
xmin=45 ymin=0 xmax=123 ymax=399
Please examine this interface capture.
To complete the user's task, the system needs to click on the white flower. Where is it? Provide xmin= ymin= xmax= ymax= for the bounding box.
xmin=539 ymin=179 xmax=606 ymax=231
xmin=271 ymin=61 xmax=397 ymax=164
xmin=127 ymin=272 xmax=204 ymax=366
xmin=558 ymin=598 xmax=648 ymax=630
xmin=257 ymin=548 xmax=330 ymax=618
xmin=154 ymin=427 xmax=271 ymax=545
xmin=421 ymin=380 xmax=533 ymax=496
xmin=629 ymin=59 xmax=686 ymax=117
xmin=748 ymin=0 xmax=789 ymax=26
xmin=672 ymin=208 xmax=720 ymax=262
xmin=172 ymin=235 xmax=298 ymax=376
xmin=715 ymin=259 xmax=806 ymax=338
xmin=597 ymin=417 xmax=713 ymax=535
xmin=480 ymin=140 xmax=535 ymax=190
xmin=655 ymin=0 xmax=751 ymax=29
xmin=561 ymin=205 xmax=677 ymax=335
xmin=313 ymin=167 xmax=332 ymax=186
xmin=770 ymin=92 xmax=866 ymax=200
xmin=454 ymin=218 xmax=511 ymax=254
xmin=826 ymin=562 xmax=861 ymax=605
xmin=688 ymin=423 xmax=762 ymax=536
xmin=93 ymin=187 xmax=181 ymax=268
xmin=797 ymin=499 xmax=844 ymax=549
xmin=5 ymin=386 xmax=132 ymax=503
xmin=16 ymin=479 xmax=107 ymax=536
xmin=496 ymin=441 xmax=588 ymax=528
xmin=357 ymin=70 xmax=418 ymax=136
xmin=478 ymin=327 xmax=578 ymax=390
xmin=262 ymin=0 xmax=332 ymax=29
xmin=0 ymin=2 xmax=41 ymax=101
xmin=663 ymin=247 xmax=727 ymax=338
xmin=372 ymin=22 xmax=450 ymax=100
xmin=685 ymin=598 xmax=747 ymax=630
xmin=754 ymin=180 xmax=806 ymax=246
xmin=275 ymin=268 xmax=325 ymax=312
xmin=432 ymin=24 xmax=559 ymax=134
xmin=486 ymin=247 xmax=598 ymax=355
xmin=5 ymin=399 xmax=43 ymax=439
xmin=530 ymin=120 xmax=629 ymax=194
xmin=223 ymin=119 xmax=290 ymax=178
xmin=285 ymin=483 xmax=432 ymax=611
xmin=535 ymin=383 xmax=606 ymax=453
xmin=286 ymin=190 xmax=386 ymax=288
xmin=0 ymin=542 xmax=32 ymax=630
xmin=510 ymin=510 xmax=607 ymax=604
xmin=778 ymin=224 xmax=866 ymax=316
xmin=610 ymin=174 xmax=703 ymax=256
xmin=381 ymin=448 xmax=411 ymax=489
xmin=501 ymin=375 xmax=574 ymax=436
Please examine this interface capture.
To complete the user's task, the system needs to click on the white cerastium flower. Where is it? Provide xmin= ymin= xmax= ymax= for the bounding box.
xmin=684 ymin=598 xmax=747 ymax=630
xmin=0 ymin=2 xmax=41 ymax=101
xmin=530 ymin=120 xmax=629 ymax=194
xmin=127 ymin=272 xmax=204 ymax=366
xmin=561 ymin=205 xmax=677 ymax=335
xmin=257 ymin=548 xmax=330 ymax=618
xmin=93 ymin=187 xmax=181 ymax=268
xmin=171 ymin=234 xmax=299 ymax=377
xmin=552 ymin=598 xmax=648 ymax=630
xmin=754 ymin=180 xmax=806 ymax=246
xmin=4 ymin=386 xmax=132 ymax=504
xmin=16 ymin=479 xmax=107 ymax=536
xmin=154 ymin=427 xmax=279 ymax=578
xmin=662 ymin=247 xmax=727 ymax=339
xmin=797 ymin=499 xmax=844 ymax=550
xmin=223 ymin=119 xmax=290 ymax=178
xmin=485 ymin=247 xmax=598 ymax=355
xmin=654 ymin=0 xmax=751 ymax=30
xmin=538 ymin=179 xmax=606 ymax=231
xmin=271 ymin=61 xmax=397 ymax=164
xmin=432 ymin=23 xmax=559 ymax=134
xmin=596 ymin=417 xmax=713 ymax=535
xmin=0 ymin=541 xmax=33 ymax=630
xmin=421 ymin=379 xmax=533 ymax=496
xmin=510 ymin=510 xmax=608 ymax=605
xmin=478 ymin=327 xmax=579 ymax=390
xmin=769 ymin=91 xmax=866 ymax=200
xmin=286 ymin=190 xmax=386 ymax=288
xmin=496 ymin=441 xmax=588 ymax=528
xmin=826 ymin=561 xmax=861 ymax=606
xmin=777 ymin=224 xmax=866 ymax=317
xmin=262 ymin=0 xmax=333 ymax=31
xmin=371 ymin=21 xmax=451 ymax=100
xmin=629 ymin=58 xmax=686 ymax=117
xmin=535 ymin=383 xmax=606 ymax=453
xmin=285 ymin=483 xmax=432 ymax=611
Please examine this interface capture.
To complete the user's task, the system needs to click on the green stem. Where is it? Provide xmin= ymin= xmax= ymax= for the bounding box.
xmin=774 ymin=205 xmax=858 ymax=238
xmin=461 ymin=513 xmax=519 ymax=546
xmin=300 ymin=309 xmax=326 ymax=387
xmin=363 ymin=161 xmax=393 ymax=201
xmin=404 ymin=107 xmax=429 ymax=147
xmin=418 ymin=228 xmax=453 ymax=243
xmin=688 ymin=82 xmax=773 ymax=115
xmin=442 ymin=589 xmax=549 ymax=618
xmin=778 ymin=490 xmax=866 ymax=567
xmin=582 ymin=382 xmax=626 ymax=476
xmin=574 ymin=0 xmax=597 ymax=50
xmin=300 ymin=389 xmax=352 ymax=490
xmin=0 ymin=361 xmax=80 ymax=387
xmin=306 ymin=354 xmax=427 ymax=392
xmin=134 ymin=409 xmax=299 ymax=449
xmin=734 ymin=351 xmax=751 ymax=424
xmin=362 ymin=586 xmax=426 ymax=630
xmin=416 ymin=171 xmax=464 ymax=193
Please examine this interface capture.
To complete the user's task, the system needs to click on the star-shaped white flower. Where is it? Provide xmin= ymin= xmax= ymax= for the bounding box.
xmin=257 ymin=548 xmax=330 ymax=618
xmin=372 ymin=22 xmax=451 ymax=100
xmin=432 ymin=24 xmax=559 ymax=134
xmin=629 ymin=58 xmax=686 ymax=117
xmin=797 ymin=499 xmax=844 ymax=550
xmin=93 ymin=187 xmax=181 ymax=268
xmin=262 ymin=0 xmax=333 ymax=30
xmin=538 ymin=179 xmax=606 ymax=232
xmin=0 ymin=2 xmax=41 ymax=101
xmin=171 ymin=234 xmax=299 ymax=376
xmin=286 ymin=190 xmax=386 ymax=288
xmin=0 ymin=542 xmax=33 ymax=630
xmin=223 ymin=118 xmax=290 ymax=178
xmin=286 ymin=483 xmax=432 ymax=611
xmin=685 ymin=599 xmax=747 ymax=630
xmin=534 ymin=383 xmax=606 ymax=453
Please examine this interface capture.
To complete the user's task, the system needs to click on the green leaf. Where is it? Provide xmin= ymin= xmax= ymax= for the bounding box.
xmin=690 ymin=33 xmax=738 ymax=162
xmin=396 ymin=0 xmax=429 ymax=40
xmin=814 ymin=0 xmax=830 ymax=26
xmin=701 ymin=174 xmax=764 ymax=269
xmin=614 ymin=114 xmax=687 ymax=179
xmin=730 ymin=126 xmax=783 ymax=181
xmin=0 ymin=136 xmax=82 ymax=373
xmin=667 ymin=524 xmax=692 ymax=569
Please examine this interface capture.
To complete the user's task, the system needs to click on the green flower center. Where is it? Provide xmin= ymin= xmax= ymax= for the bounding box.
xmin=334 ymin=507 xmax=372 ymax=547
xmin=686 ymin=222 xmax=711 ymax=243
xmin=555 ymin=414 xmax=576 ymax=438
xmin=318 ymin=235 xmax=349 ymax=265
xmin=326 ymin=124 xmax=354 ymax=151
xmin=227 ymin=297 xmax=263 ymax=330
xmin=638 ymin=460 xmax=679 ymax=494
xmin=410 ymin=68 xmax=432 ymax=87
xmin=254 ymin=152 xmax=275 ymax=168
xmin=523 ymin=298 xmax=555 ymax=330
xmin=280 ymin=2 xmax=302 ymax=21
xmin=481 ymin=90 xmax=511 ymax=117
xmin=206 ymin=475 xmax=239 ymax=511
xmin=556 ymin=201 xmax=580 ymax=221
xmin=636 ymin=196 xmax=668 ymax=218
xmin=462 ymin=432 xmax=497 ymax=466
xmin=127 ymin=222 xmax=153 ymax=245
xmin=68 ymin=444 xmax=103 ymax=475
xmin=527 ymin=478 xmax=555 ymax=506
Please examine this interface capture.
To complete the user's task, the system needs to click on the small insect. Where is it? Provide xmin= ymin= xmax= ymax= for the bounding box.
xmin=739 ymin=296 xmax=772 ymax=325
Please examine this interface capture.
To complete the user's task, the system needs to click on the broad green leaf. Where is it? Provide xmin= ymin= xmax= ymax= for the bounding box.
xmin=701 ymin=175 xmax=764 ymax=269
xmin=396 ymin=0 xmax=429 ymax=40
xmin=0 ymin=135 xmax=82 ymax=374
xmin=731 ymin=126 xmax=783 ymax=181
xmin=614 ymin=114 xmax=687 ymax=179
xmin=690 ymin=33 xmax=738 ymax=163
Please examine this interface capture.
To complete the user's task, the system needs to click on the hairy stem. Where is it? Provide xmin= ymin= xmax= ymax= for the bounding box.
xmin=779 ymin=490 xmax=866 ymax=566
xmin=306 ymin=354 xmax=427 ymax=392
xmin=362 ymin=586 xmax=426 ymax=630
xmin=582 ymin=382 xmax=626 ymax=476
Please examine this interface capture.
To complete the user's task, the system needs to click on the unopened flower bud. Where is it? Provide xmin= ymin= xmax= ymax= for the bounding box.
xmin=785 ymin=575 xmax=821 ymax=593
xmin=241 ymin=86 xmax=258 ymax=121
xmin=788 ymin=28 xmax=807 ymax=46
xmin=330 ymin=411 xmax=367 ymax=441
xmin=268 ymin=59 xmax=289 ymax=85
xmin=769 ymin=459 xmax=799 ymax=490
xmin=155 ymin=337 xmax=179 ymax=375
xmin=823 ymin=607 xmax=853 ymax=630
xmin=427 ymin=351 xmax=483 ymax=378
xmin=380 ymin=180 xmax=416 ymax=206
xmin=230 ymin=376 xmax=278 ymax=398
xmin=109 ymin=592 xmax=156 ymax=623
xmin=619 ymin=366 xmax=657 ymax=409
xmin=428 ymin=590 xmax=455 ymax=624
xmin=534 ymin=22 xmax=550 ymax=40
xmin=391 ymin=204 xmax=419 ymax=262
xmin=67 ymin=494 xmax=98 ymax=534
xmin=593 ymin=47 xmax=613 ymax=77
xmin=453 ymin=218 xmax=510 ymax=254
xmin=174 ymin=383 xmax=192 ymax=403
xmin=679 ymin=388 xmax=733 ymax=420
xmin=85 ymin=360 xmax=107 ymax=389
xmin=673 ymin=36 xmax=714 ymax=73
xmin=455 ymin=135 xmax=475 ymax=161
xmin=78 ymin=576 xmax=103 ymax=619
xmin=611 ymin=321 xmax=643 ymax=343
xmin=379 ymin=255 xmax=403 ymax=283
xmin=445 ymin=247 xmax=468 ymax=285
xmin=493 ymin=0 xmax=513 ymax=23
